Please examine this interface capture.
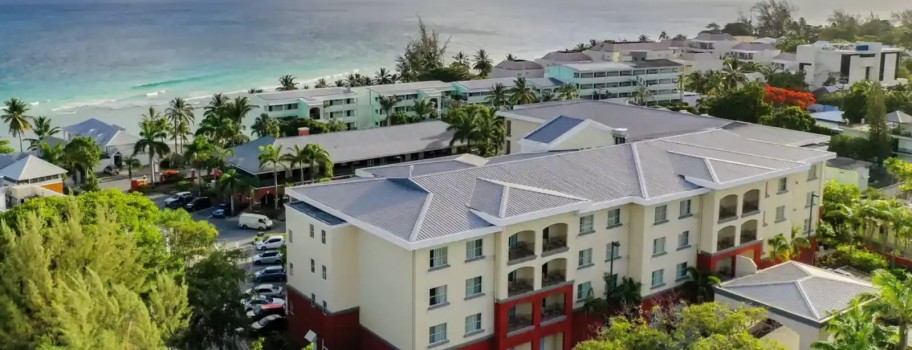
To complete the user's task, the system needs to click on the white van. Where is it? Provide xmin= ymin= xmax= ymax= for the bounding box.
xmin=239 ymin=213 xmax=273 ymax=230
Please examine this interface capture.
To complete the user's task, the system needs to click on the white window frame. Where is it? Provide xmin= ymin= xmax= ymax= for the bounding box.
xmin=778 ymin=177 xmax=788 ymax=192
xmin=654 ymin=205 xmax=668 ymax=223
xmin=651 ymin=269 xmax=665 ymax=287
xmin=607 ymin=208 xmax=621 ymax=227
xmin=430 ymin=247 xmax=449 ymax=269
xmin=679 ymin=199 xmax=692 ymax=217
xmin=465 ymin=276 xmax=482 ymax=298
xmin=678 ymin=231 xmax=690 ymax=248
xmin=321 ymin=230 xmax=326 ymax=244
xmin=429 ymin=285 xmax=448 ymax=307
xmin=322 ymin=265 xmax=327 ymax=280
xmin=429 ymin=323 xmax=448 ymax=345
xmin=578 ymin=248 xmax=593 ymax=267
xmin=576 ymin=281 xmax=592 ymax=300
xmin=579 ymin=215 xmax=594 ymax=234
xmin=464 ymin=313 xmax=482 ymax=335
xmin=776 ymin=206 xmax=786 ymax=221
xmin=676 ymin=262 xmax=688 ymax=280
xmin=653 ymin=237 xmax=666 ymax=256
xmin=466 ymin=239 xmax=483 ymax=260
xmin=607 ymin=242 xmax=621 ymax=260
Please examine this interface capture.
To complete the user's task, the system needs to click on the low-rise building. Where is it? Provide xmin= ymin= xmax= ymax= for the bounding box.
xmin=253 ymin=88 xmax=360 ymax=129
xmin=825 ymin=157 xmax=871 ymax=191
xmin=796 ymin=41 xmax=905 ymax=88
xmin=724 ymin=41 xmax=781 ymax=64
xmin=62 ymin=118 xmax=146 ymax=172
xmin=492 ymin=59 xmax=546 ymax=79
xmin=452 ymin=78 xmax=564 ymax=105
xmin=283 ymin=100 xmax=833 ymax=350
xmin=0 ymin=153 xmax=67 ymax=211
xmin=361 ymin=81 xmax=454 ymax=126
xmin=584 ymin=40 xmax=681 ymax=63
xmin=545 ymin=60 xmax=684 ymax=105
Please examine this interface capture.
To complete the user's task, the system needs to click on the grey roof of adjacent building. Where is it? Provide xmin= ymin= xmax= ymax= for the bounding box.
xmin=63 ymin=118 xmax=138 ymax=148
xmin=289 ymin=127 xmax=832 ymax=243
xmin=359 ymin=152 xmax=566 ymax=178
xmin=255 ymin=87 xmax=355 ymax=102
xmin=589 ymin=41 xmax=673 ymax=52
xmin=886 ymin=110 xmax=912 ymax=124
xmin=454 ymin=78 xmax=521 ymax=91
xmin=827 ymin=157 xmax=872 ymax=170
xmin=774 ymin=52 xmax=797 ymax=61
xmin=540 ymin=51 xmax=592 ymax=62
xmin=366 ymin=81 xmax=453 ymax=94
xmin=523 ymin=116 xmax=585 ymax=143
xmin=715 ymin=262 xmax=876 ymax=326
xmin=527 ymin=78 xmax=564 ymax=88
xmin=628 ymin=59 xmax=684 ymax=68
xmin=227 ymin=120 xmax=456 ymax=174
xmin=732 ymin=42 xmax=776 ymax=51
xmin=0 ymin=154 xmax=67 ymax=181
xmin=286 ymin=201 xmax=347 ymax=226
xmin=494 ymin=59 xmax=544 ymax=70
xmin=694 ymin=32 xmax=735 ymax=41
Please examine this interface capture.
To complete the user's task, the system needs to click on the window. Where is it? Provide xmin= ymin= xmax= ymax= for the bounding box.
xmin=807 ymin=164 xmax=818 ymax=180
xmin=466 ymin=239 xmax=483 ymax=260
xmin=676 ymin=262 xmax=688 ymax=280
xmin=429 ymin=323 xmax=448 ymax=345
xmin=429 ymin=286 xmax=448 ymax=307
xmin=466 ymin=276 xmax=482 ymax=298
xmin=322 ymin=265 xmax=327 ymax=280
xmin=576 ymin=281 xmax=592 ymax=300
xmin=310 ymin=259 xmax=315 ymax=273
xmin=778 ymin=177 xmax=788 ymax=192
xmin=289 ymin=230 xmax=293 ymax=243
xmin=776 ymin=206 xmax=786 ymax=222
xmin=679 ymin=199 xmax=692 ymax=217
xmin=678 ymin=231 xmax=690 ymax=248
xmin=654 ymin=205 xmax=668 ymax=224
xmin=578 ymin=248 xmax=593 ymax=267
xmin=321 ymin=230 xmax=326 ymax=244
xmin=310 ymin=224 xmax=314 ymax=238
xmin=651 ymin=269 xmax=665 ymax=288
xmin=653 ymin=237 xmax=666 ymax=256
xmin=806 ymin=191 xmax=816 ymax=207
xmin=465 ymin=313 xmax=482 ymax=335
xmin=430 ymin=247 xmax=448 ymax=269
xmin=579 ymin=215 xmax=594 ymax=234
xmin=607 ymin=242 xmax=621 ymax=260
xmin=607 ymin=208 xmax=621 ymax=227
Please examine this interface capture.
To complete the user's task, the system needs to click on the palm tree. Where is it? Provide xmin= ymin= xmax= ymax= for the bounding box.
xmin=282 ymin=145 xmax=308 ymax=184
xmin=682 ymin=267 xmax=721 ymax=303
xmin=62 ymin=136 xmax=102 ymax=185
xmin=452 ymin=51 xmax=469 ymax=67
xmin=2 ymin=98 xmax=33 ymax=152
xmin=631 ymin=85 xmax=654 ymax=106
xmin=556 ymin=84 xmax=579 ymax=101
xmin=314 ymin=78 xmax=328 ymax=88
xmin=216 ymin=169 xmax=250 ymax=216
xmin=334 ymin=80 xmax=345 ymax=87
xmin=606 ymin=277 xmax=643 ymax=308
xmin=539 ymin=90 xmax=555 ymax=103
xmin=133 ymin=118 xmax=170 ymax=186
xmin=298 ymin=144 xmax=332 ymax=181
xmin=446 ymin=107 xmax=477 ymax=151
xmin=858 ymin=269 xmax=912 ymax=350
xmin=471 ymin=106 xmax=505 ymax=157
xmin=37 ymin=141 xmax=65 ymax=166
xmin=26 ymin=116 xmax=60 ymax=150
xmin=251 ymin=113 xmax=280 ymax=138
xmin=638 ymin=34 xmax=651 ymax=42
xmin=377 ymin=96 xmax=400 ymax=125
xmin=165 ymin=97 xmax=194 ymax=154
xmin=277 ymin=75 xmax=298 ymax=91
xmin=812 ymin=299 xmax=895 ymax=350
xmin=658 ymin=31 xmax=669 ymax=41
xmin=412 ymin=99 xmax=435 ymax=120
xmin=222 ymin=96 xmax=254 ymax=125
xmin=485 ymin=83 xmax=510 ymax=109
xmin=573 ymin=43 xmax=588 ymax=51
xmin=505 ymin=54 xmax=517 ymax=61
xmin=204 ymin=93 xmax=229 ymax=120
xmin=123 ymin=155 xmax=142 ymax=181
xmin=767 ymin=226 xmax=811 ymax=262
xmin=508 ymin=77 xmax=536 ymax=106
xmin=472 ymin=49 xmax=494 ymax=77
xmin=258 ymin=144 xmax=285 ymax=210
xmin=374 ymin=68 xmax=396 ymax=85
xmin=721 ymin=59 xmax=748 ymax=91
xmin=184 ymin=137 xmax=215 ymax=191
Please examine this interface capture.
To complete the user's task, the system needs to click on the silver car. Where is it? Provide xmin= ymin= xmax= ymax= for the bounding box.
xmin=244 ymin=284 xmax=284 ymax=298
xmin=253 ymin=250 xmax=283 ymax=265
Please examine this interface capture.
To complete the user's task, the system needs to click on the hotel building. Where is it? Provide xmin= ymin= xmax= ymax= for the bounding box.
xmin=282 ymin=101 xmax=833 ymax=350
xmin=545 ymin=60 xmax=684 ymax=105
xmin=361 ymin=81 xmax=455 ymax=126
xmin=253 ymin=88 xmax=361 ymax=129
xmin=796 ymin=41 xmax=905 ymax=88
xmin=452 ymin=78 xmax=564 ymax=105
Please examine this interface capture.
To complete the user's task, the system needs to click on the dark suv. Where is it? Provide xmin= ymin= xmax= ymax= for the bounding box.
xmin=184 ymin=197 xmax=212 ymax=211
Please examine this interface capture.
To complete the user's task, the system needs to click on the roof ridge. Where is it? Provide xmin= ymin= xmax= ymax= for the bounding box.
xmin=658 ymin=138 xmax=807 ymax=165
xmin=793 ymin=278 xmax=822 ymax=319
xmin=478 ymin=177 xmax=587 ymax=201
xmin=704 ymin=158 xmax=720 ymax=183
xmin=630 ymin=143 xmax=649 ymax=198
xmin=718 ymin=127 xmax=830 ymax=148
xmin=409 ymin=193 xmax=434 ymax=241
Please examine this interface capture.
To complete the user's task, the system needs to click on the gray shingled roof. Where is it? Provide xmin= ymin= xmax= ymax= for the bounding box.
xmin=0 ymin=154 xmax=67 ymax=181
xmin=290 ymin=128 xmax=832 ymax=244
xmin=227 ymin=120 xmax=456 ymax=174
xmin=716 ymin=262 xmax=876 ymax=325
xmin=523 ymin=116 xmax=585 ymax=143
xmin=366 ymin=81 xmax=453 ymax=94
xmin=732 ymin=42 xmax=775 ymax=51
xmin=358 ymin=152 xmax=566 ymax=178
xmin=589 ymin=41 xmax=672 ymax=52
xmin=64 ymin=118 xmax=138 ymax=148
xmin=256 ymin=87 xmax=355 ymax=102
xmin=774 ymin=52 xmax=797 ymax=61
xmin=454 ymin=78 xmax=521 ymax=91
xmin=540 ymin=51 xmax=592 ymax=62
xmin=287 ymin=201 xmax=347 ymax=226
xmin=694 ymin=32 xmax=735 ymax=41
xmin=886 ymin=111 xmax=912 ymax=124
xmin=628 ymin=59 xmax=683 ymax=68
xmin=494 ymin=59 xmax=544 ymax=70
xmin=469 ymin=178 xmax=586 ymax=219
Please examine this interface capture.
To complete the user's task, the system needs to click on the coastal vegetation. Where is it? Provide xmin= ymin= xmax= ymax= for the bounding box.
xmin=445 ymin=105 xmax=504 ymax=157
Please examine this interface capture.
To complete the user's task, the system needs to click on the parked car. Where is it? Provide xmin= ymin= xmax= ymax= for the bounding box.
xmin=252 ymin=266 xmax=286 ymax=283
xmin=103 ymin=165 xmax=120 ymax=176
xmin=255 ymin=235 xmax=285 ymax=251
xmin=184 ymin=196 xmax=212 ymax=211
xmin=164 ymin=191 xmax=193 ymax=208
xmin=244 ymin=283 xmax=284 ymax=298
xmin=249 ymin=314 xmax=287 ymax=336
xmin=241 ymin=295 xmax=286 ymax=311
xmin=253 ymin=250 xmax=283 ymax=265
xmin=239 ymin=213 xmax=273 ymax=230
xmin=246 ymin=303 xmax=285 ymax=320
xmin=211 ymin=203 xmax=228 ymax=218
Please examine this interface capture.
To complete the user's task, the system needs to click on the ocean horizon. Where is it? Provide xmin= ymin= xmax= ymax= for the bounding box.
xmin=0 ymin=0 xmax=907 ymax=137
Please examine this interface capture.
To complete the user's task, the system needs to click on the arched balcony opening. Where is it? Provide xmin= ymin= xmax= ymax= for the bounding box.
xmin=542 ymin=223 xmax=568 ymax=256
xmin=718 ymin=226 xmax=737 ymax=251
xmin=740 ymin=220 xmax=758 ymax=244
xmin=508 ymin=266 xmax=535 ymax=297
xmin=508 ymin=302 xmax=534 ymax=332
xmin=508 ymin=230 xmax=536 ymax=263
xmin=541 ymin=258 xmax=567 ymax=288
xmin=541 ymin=293 xmax=567 ymax=322
xmin=742 ymin=189 xmax=760 ymax=215
xmin=719 ymin=194 xmax=739 ymax=222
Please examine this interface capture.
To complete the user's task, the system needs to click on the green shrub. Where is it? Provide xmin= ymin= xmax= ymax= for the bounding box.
xmin=175 ymin=180 xmax=192 ymax=191
xmin=137 ymin=184 xmax=153 ymax=194
xmin=831 ymin=244 xmax=889 ymax=272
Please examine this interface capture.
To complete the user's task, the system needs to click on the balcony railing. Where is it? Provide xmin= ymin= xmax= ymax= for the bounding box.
xmin=541 ymin=304 xmax=565 ymax=322
xmin=717 ymin=236 xmax=735 ymax=251
xmin=741 ymin=230 xmax=757 ymax=243
xmin=743 ymin=202 xmax=760 ymax=214
xmin=719 ymin=207 xmax=738 ymax=222
xmin=542 ymin=271 xmax=566 ymax=288
xmin=542 ymin=237 xmax=567 ymax=255
xmin=508 ymin=315 xmax=534 ymax=332
xmin=508 ymin=279 xmax=534 ymax=297
xmin=509 ymin=242 xmax=535 ymax=262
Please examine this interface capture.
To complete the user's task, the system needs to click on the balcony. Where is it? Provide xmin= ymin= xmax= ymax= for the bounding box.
xmin=508 ymin=303 xmax=534 ymax=333
xmin=508 ymin=241 xmax=535 ymax=263
xmin=717 ymin=226 xmax=736 ymax=251
xmin=742 ymin=190 xmax=760 ymax=215
xmin=508 ymin=230 xmax=536 ymax=263
xmin=541 ymin=293 xmax=566 ymax=323
xmin=719 ymin=194 xmax=739 ymax=222
xmin=541 ymin=223 xmax=568 ymax=256
xmin=508 ymin=266 xmax=535 ymax=297
xmin=541 ymin=258 xmax=567 ymax=288
xmin=740 ymin=220 xmax=758 ymax=244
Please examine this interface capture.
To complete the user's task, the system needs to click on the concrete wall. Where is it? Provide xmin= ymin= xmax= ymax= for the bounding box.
xmin=359 ymin=231 xmax=415 ymax=349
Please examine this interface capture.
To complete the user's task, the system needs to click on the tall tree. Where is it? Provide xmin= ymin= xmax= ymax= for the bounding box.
xmin=721 ymin=59 xmax=749 ymax=91
xmin=123 ymin=155 xmax=142 ymax=181
xmin=395 ymin=18 xmax=448 ymax=82
xmin=277 ymin=75 xmax=298 ymax=91
xmin=134 ymin=118 xmax=170 ymax=186
xmin=2 ymin=97 xmax=33 ymax=152
xmin=377 ymin=96 xmax=401 ymax=126
xmin=472 ymin=49 xmax=494 ymax=77
xmin=767 ymin=226 xmax=810 ymax=262
xmin=314 ymin=78 xmax=328 ymax=88
xmin=0 ymin=140 xmax=13 ymax=154
xmin=258 ymin=144 xmax=285 ymax=210
xmin=374 ymin=67 xmax=396 ymax=85
xmin=63 ymin=136 xmax=103 ymax=185
xmin=752 ymin=0 xmax=797 ymax=37
xmin=857 ymin=269 xmax=912 ymax=350
xmin=251 ymin=113 xmax=281 ymax=138
xmin=290 ymin=144 xmax=333 ymax=181
xmin=183 ymin=137 xmax=215 ymax=192
xmin=26 ymin=116 xmax=60 ymax=150
xmin=182 ymin=249 xmax=248 ymax=350
xmin=412 ymin=98 xmax=435 ymax=120
xmin=485 ymin=83 xmax=510 ymax=109
xmin=471 ymin=106 xmax=505 ymax=157
xmin=557 ymin=84 xmax=579 ymax=101
xmin=37 ymin=141 xmax=65 ymax=166
xmin=446 ymin=106 xmax=478 ymax=151
xmin=452 ymin=51 xmax=470 ymax=67
xmin=508 ymin=77 xmax=537 ymax=106
xmin=866 ymin=83 xmax=892 ymax=163
xmin=215 ymin=169 xmax=249 ymax=215
xmin=165 ymin=97 xmax=194 ymax=155
xmin=222 ymin=96 xmax=254 ymax=125
xmin=812 ymin=300 xmax=894 ymax=350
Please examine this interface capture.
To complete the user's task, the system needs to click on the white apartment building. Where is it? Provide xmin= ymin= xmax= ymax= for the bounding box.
xmin=723 ymin=42 xmax=781 ymax=64
xmin=361 ymin=81 xmax=455 ymax=126
xmin=796 ymin=41 xmax=905 ymax=88
xmin=584 ymin=40 xmax=682 ymax=63
xmin=452 ymin=78 xmax=564 ymax=105
xmin=283 ymin=100 xmax=833 ymax=350
xmin=546 ymin=60 xmax=683 ymax=105
xmin=492 ymin=60 xmax=546 ymax=79
xmin=253 ymin=87 xmax=360 ymax=129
